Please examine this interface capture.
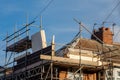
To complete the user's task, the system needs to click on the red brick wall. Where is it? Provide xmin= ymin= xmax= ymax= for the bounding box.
xmin=91 ymin=27 xmax=113 ymax=44
xmin=59 ymin=71 xmax=67 ymax=80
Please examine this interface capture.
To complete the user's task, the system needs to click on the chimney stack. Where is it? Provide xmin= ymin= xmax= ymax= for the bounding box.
xmin=91 ymin=27 xmax=113 ymax=44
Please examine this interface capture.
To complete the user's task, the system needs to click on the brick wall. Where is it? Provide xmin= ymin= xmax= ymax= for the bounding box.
xmin=91 ymin=27 xmax=113 ymax=44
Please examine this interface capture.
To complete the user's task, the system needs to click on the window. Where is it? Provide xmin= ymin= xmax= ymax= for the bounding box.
xmin=118 ymin=71 xmax=120 ymax=76
xmin=107 ymin=77 xmax=114 ymax=80
xmin=117 ymin=78 xmax=120 ymax=80
xmin=107 ymin=71 xmax=112 ymax=76
xmin=100 ymin=71 xmax=104 ymax=76
xmin=74 ymin=77 xmax=82 ymax=80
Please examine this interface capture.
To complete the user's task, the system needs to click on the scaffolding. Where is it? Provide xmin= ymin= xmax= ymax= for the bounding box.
xmin=2 ymin=21 xmax=35 ymax=80
xmin=0 ymin=21 xmax=120 ymax=80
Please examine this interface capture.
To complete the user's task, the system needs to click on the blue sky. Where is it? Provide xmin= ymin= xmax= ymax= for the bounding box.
xmin=0 ymin=0 xmax=120 ymax=65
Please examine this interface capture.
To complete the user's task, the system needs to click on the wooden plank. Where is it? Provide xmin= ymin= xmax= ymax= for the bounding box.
xmin=6 ymin=36 xmax=31 ymax=52
xmin=102 ymin=58 xmax=120 ymax=64
xmin=14 ymin=60 xmax=49 ymax=74
xmin=113 ymin=63 xmax=120 ymax=66
xmin=40 ymin=55 xmax=98 ymax=66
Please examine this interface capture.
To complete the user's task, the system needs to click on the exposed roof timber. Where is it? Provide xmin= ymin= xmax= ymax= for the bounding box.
xmin=102 ymin=48 xmax=119 ymax=54
xmin=40 ymin=55 xmax=98 ymax=66
xmin=102 ymin=58 xmax=120 ymax=64
xmin=102 ymin=55 xmax=119 ymax=59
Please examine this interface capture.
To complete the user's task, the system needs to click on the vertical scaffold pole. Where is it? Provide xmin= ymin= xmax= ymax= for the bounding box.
xmin=4 ymin=32 xmax=8 ymax=80
xmin=51 ymin=35 xmax=55 ymax=80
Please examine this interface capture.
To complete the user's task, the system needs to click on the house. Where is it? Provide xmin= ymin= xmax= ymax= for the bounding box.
xmin=40 ymin=27 xmax=120 ymax=80
xmin=0 ymin=26 xmax=120 ymax=80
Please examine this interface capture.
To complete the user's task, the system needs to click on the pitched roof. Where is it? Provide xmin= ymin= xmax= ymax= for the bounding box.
xmin=57 ymin=38 xmax=120 ymax=64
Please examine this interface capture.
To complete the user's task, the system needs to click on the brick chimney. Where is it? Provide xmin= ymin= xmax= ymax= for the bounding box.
xmin=91 ymin=27 xmax=113 ymax=44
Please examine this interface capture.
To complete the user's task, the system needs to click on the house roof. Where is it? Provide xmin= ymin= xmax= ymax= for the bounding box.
xmin=56 ymin=38 xmax=120 ymax=64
